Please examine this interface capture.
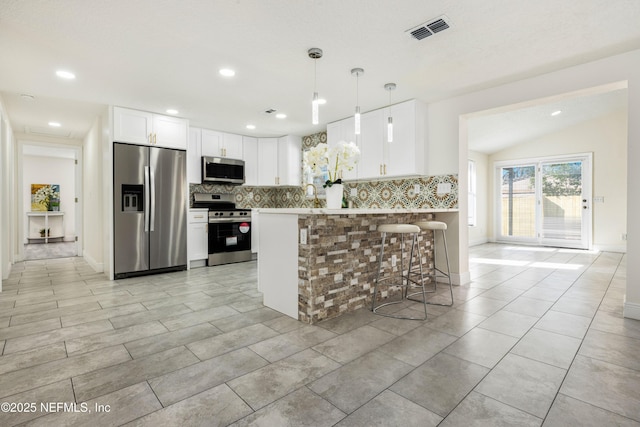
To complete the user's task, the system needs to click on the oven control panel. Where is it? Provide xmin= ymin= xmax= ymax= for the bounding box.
xmin=208 ymin=210 xmax=252 ymax=220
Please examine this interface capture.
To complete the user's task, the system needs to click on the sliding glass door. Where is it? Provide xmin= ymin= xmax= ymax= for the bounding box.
xmin=496 ymin=154 xmax=591 ymax=249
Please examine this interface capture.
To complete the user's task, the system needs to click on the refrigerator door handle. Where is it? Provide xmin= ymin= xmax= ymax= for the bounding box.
xmin=149 ymin=168 xmax=156 ymax=232
xmin=144 ymin=166 xmax=150 ymax=232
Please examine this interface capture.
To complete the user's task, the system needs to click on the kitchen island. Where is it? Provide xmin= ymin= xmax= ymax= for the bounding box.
xmin=257 ymin=208 xmax=459 ymax=324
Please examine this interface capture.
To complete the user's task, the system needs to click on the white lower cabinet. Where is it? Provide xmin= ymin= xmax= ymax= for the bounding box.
xmin=188 ymin=209 xmax=208 ymax=268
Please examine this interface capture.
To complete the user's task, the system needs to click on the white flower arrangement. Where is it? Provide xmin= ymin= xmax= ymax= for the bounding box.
xmin=303 ymin=141 xmax=360 ymax=187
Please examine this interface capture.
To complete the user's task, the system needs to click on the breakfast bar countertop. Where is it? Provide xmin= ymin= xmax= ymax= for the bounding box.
xmin=256 ymin=208 xmax=459 ymax=215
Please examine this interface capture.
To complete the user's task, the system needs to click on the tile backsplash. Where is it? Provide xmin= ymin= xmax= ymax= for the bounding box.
xmin=190 ymin=131 xmax=458 ymax=210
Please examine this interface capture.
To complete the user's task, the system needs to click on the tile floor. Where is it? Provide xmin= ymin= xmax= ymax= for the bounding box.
xmin=0 ymin=243 xmax=638 ymax=426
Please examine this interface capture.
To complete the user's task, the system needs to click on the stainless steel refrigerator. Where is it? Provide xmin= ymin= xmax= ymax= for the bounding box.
xmin=114 ymin=143 xmax=187 ymax=278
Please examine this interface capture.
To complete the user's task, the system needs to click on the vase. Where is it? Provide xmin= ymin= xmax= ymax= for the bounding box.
xmin=325 ymin=183 xmax=343 ymax=209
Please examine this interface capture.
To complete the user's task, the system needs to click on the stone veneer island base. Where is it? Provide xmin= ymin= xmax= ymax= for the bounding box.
xmin=257 ymin=208 xmax=459 ymax=324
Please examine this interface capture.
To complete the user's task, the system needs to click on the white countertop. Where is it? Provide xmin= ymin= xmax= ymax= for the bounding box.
xmin=256 ymin=208 xmax=459 ymax=215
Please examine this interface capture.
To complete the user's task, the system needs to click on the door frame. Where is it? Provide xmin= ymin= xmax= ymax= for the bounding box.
xmin=494 ymin=152 xmax=592 ymax=249
xmin=17 ymin=140 xmax=83 ymax=260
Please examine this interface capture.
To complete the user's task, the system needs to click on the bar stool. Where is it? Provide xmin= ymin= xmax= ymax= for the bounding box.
xmin=371 ymin=224 xmax=428 ymax=320
xmin=409 ymin=221 xmax=454 ymax=306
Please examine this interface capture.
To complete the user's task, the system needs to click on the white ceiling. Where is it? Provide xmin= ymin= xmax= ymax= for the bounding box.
xmin=467 ymin=85 xmax=629 ymax=154
xmin=1 ymin=0 xmax=639 ymax=141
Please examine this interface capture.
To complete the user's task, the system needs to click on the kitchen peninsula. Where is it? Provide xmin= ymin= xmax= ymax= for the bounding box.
xmin=257 ymin=208 xmax=459 ymax=324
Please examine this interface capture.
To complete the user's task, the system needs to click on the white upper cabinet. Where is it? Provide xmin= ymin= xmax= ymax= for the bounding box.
xmin=187 ymin=127 xmax=202 ymax=184
xmin=327 ymin=118 xmax=357 ymax=180
xmin=201 ymin=129 xmax=243 ymax=158
xmin=326 ymin=99 xmax=425 ymax=179
xmin=386 ymin=99 xmax=425 ymax=177
xmin=278 ymin=135 xmax=301 ymax=186
xmin=257 ymin=138 xmax=279 ymax=186
xmin=200 ymin=129 xmax=222 ymax=157
xmin=222 ymin=133 xmax=243 ymax=159
xmin=255 ymin=136 xmax=301 ymax=186
xmin=243 ymin=136 xmax=258 ymax=186
xmin=358 ymin=109 xmax=384 ymax=179
xmin=113 ymin=107 xmax=187 ymax=150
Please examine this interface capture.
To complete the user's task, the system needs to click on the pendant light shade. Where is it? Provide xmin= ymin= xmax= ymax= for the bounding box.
xmin=384 ymin=83 xmax=396 ymax=143
xmin=308 ymin=48 xmax=323 ymax=125
xmin=351 ymin=68 xmax=364 ymax=135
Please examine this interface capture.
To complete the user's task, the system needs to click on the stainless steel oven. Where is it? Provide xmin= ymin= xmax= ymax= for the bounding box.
xmin=192 ymin=193 xmax=252 ymax=266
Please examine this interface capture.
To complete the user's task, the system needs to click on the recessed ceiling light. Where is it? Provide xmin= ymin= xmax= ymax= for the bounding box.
xmin=56 ymin=70 xmax=76 ymax=80
xmin=317 ymin=98 xmax=327 ymax=105
xmin=275 ymin=113 xmax=287 ymax=119
xmin=20 ymin=94 xmax=35 ymax=101
xmin=551 ymin=110 xmax=562 ymax=116
xmin=219 ymin=68 xmax=235 ymax=77
xmin=48 ymin=122 xmax=61 ymax=127
xmin=246 ymin=124 xmax=256 ymax=130
xmin=166 ymin=109 xmax=179 ymax=115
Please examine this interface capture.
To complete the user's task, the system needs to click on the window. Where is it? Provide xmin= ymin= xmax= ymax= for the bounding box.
xmin=468 ymin=160 xmax=476 ymax=226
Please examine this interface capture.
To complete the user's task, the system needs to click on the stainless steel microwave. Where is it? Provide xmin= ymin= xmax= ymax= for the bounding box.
xmin=202 ymin=156 xmax=245 ymax=185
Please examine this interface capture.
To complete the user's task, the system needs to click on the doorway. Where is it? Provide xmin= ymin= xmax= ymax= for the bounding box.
xmin=496 ymin=153 xmax=592 ymax=249
xmin=20 ymin=143 xmax=82 ymax=261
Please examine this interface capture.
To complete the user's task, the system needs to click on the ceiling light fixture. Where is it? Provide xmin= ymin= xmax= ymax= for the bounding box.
xmin=384 ymin=83 xmax=396 ymax=143
xmin=166 ymin=109 xmax=179 ymax=115
xmin=276 ymin=113 xmax=287 ymax=119
xmin=48 ymin=122 xmax=61 ymax=127
xmin=351 ymin=68 xmax=364 ymax=135
xmin=246 ymin=124 xmax=256 ymax=130
xmin=317 ymin=98 xmax=327 ymax=105
xmin=551 ymin=110 xmax=562 ymax=116
xmin=55 ymin=70 xmax=76 ymax=80
xmin=308 ymin=48 xmax=323 ymax=125
xmin=219 ymin=68 xmax=235 ymax=77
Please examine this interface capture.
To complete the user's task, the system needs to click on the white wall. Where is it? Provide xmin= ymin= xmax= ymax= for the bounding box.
xmin=82 ymin=114 xmax=105 ymax=272
xmin=22 ymin=155 xmax=76 ymax=241
xmin=468 ymin=150 xmax=489 ymax=246
xmin=0 ymin=97 xmax=16 ymax=283
xmin=488 ymin=110 xmax=627 ymax=251
xmin=426 ymin=48 xmax=640 ymax=319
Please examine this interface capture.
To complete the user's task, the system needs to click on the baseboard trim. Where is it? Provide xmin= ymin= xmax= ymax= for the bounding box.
xmin=449 ymin=271 xmax=471 ymax=286
xmin=83 ymin=251 xmax=104 ymax=273
xmin=623 ymin=301 xmax=640 ymax=320
xmin=593 ymin=244 xmax=627 ymax=253
xmin=469 ymin=237 xmax=489 ymax=247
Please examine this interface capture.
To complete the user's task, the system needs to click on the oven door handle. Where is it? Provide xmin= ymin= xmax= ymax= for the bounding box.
xmin=209 ymin=218 xmax=252 ymax=224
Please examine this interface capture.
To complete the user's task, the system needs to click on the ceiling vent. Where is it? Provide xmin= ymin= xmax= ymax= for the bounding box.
xmin=407 ymin=15 xmax=451 ymax=40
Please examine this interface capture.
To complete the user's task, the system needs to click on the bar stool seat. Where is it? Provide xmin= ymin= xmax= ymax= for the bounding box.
xmin=371 ymin=223 xmax=428 ymax=320
xmin=409 ymin=221 xmax=454 ymax=306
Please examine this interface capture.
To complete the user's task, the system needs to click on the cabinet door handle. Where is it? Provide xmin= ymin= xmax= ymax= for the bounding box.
xmin=149 ymin=133 xmax=153 ymax=144
xmin=379 ymin=164 xmax=382 ymax=175
xmin=384 ymin=164 xmax=387 ymax=175
xmin=154 ymin=133 xmax=157 ymax=144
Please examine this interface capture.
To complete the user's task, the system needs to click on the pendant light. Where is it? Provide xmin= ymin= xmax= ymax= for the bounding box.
xmin=351 ymin=68 xmax=364 ymax=135
xmin=384 ymin=83 xmax=396 ymax=142
xmin=308 ymin=48 xmax=323 ymax=125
